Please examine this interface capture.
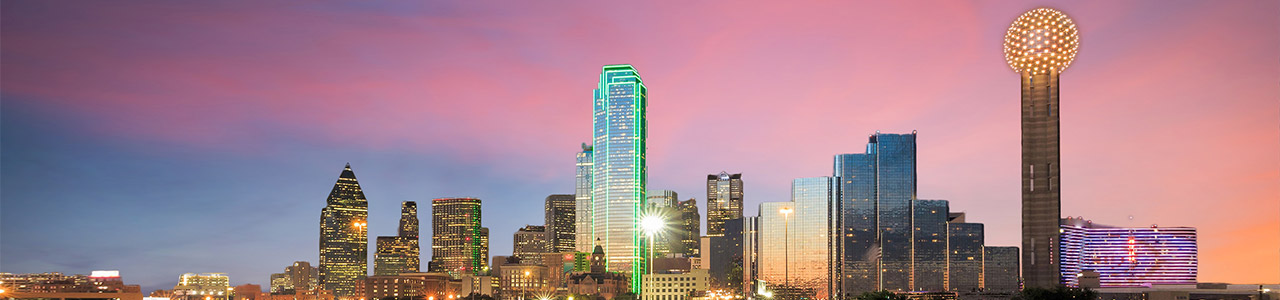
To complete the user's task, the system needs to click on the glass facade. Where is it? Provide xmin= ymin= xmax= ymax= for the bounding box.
xmin=430 ymin=197 xmax=488 ymax=278
xmin=318 ymin=163 xmax=368 ymax=297
xmin=833 ymin=132 xmax=916 ymax=292
xmin=982 ymin=247 xmax=1020 ymax=292
xmin=677 ymin=198 xmax=701 ymax=256
xmin=375 ymin=236 xmax=414 ymax=276
xmin=911 ymin=200 xmax=948 ymax=292
xmin=575 ymin=144 xmax=595 ymax=253
xmin=1058 ymin=218 xmax=1197 ymax=287
xmin=706 ymin=172 xmax=744 ymax=237
xmin=399 ymin=201 xmax=420 ymax=272
xmin=591 ymin=64 xmax=648 ymax=292
xmin=757 ymin=177 xmax=836 ymax=300
xmin=646 ymin=190 xmax=679 ymax=256
xmin=946 ymin=222 xmax=983 ymax=292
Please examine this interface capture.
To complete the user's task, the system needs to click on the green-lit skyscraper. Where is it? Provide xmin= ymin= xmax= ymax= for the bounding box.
xmin=319 ymin=163 xmax=368 ymax=297
xmin=591 ymin=64 xmax=647 ymax=293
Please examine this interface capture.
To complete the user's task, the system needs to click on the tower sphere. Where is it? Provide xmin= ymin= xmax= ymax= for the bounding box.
xmin=1004 ymin=8 xmax=1079 ymax=74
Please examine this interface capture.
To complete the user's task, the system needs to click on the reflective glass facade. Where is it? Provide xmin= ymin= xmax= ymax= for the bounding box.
xmin=833 ymin=132 xmax=916 ymax=292
xmin=575 ymin=145 xmax=595 ymax=253
xmin=646 ymin=190 xmax=679 ymax=256
xmin=1058 ymin=218 xmax=1197 ymax=287
xmin=319 ymin=164 xmax=368 ymax=297
xmin=706 ymin=172 xmax=744 ymax=237
xmin=912 ymin=200 xmax=948 ymax=292
xmin=757 ymin=177 xmax=837 ymax=300
xmin=946 ymin=222 xmax=983 ymax=292
xmin=982 ymin=246 xmax=1020 ymax=292
xmin=591 ymin=64 xmax=648 ymax=292
xmin=677 ymin=198 xmax=701 ymax=256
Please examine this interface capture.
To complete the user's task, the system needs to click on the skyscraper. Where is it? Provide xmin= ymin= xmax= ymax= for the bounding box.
xmin=270 ymin=261 xmax=318 ymax=293
xmin=912 ymin=200 xmax=948 ymax=292
xmin=545 ymin=194 xmax=576 ymax=253
xmin=706 ymin=172 xmax=743 ymax=237
xmin=756 ymin=177 xmax=838 ymax=300
xmin=1004 ymin=8 xmax=1079 ymax=288
xmin=375 ymin=201 xmax=421 ymax=276
xmin=834 ymin=132 xmax=916 ymax=292
xmin=591 ymin=64 xmax=648 ymax=292
xmin=677 ymin=198 xmax=701 ymax=256
xmin=575 ymin=144 xmax=595 ymax=253
xmin=646 ymin=190 xmax=679 ymax=256
xmin=319 ymin=163 xmax=368 ymax=297
xmin=982 ymin=247 xmax=1021 ymax=292
xmin=513 ymin=225 xmax=549 ymax=265
xmin=430 ymin=197 xmax=487 ymax=278
xmin=946 ymin=220 xmax=983 ymax=292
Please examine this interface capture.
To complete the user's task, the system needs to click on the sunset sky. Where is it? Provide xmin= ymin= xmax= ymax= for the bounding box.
xmin=1 ymin=0 xmax=1277 ymax=292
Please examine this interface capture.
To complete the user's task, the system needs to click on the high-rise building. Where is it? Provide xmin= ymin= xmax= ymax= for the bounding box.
xmin=709 ymin=218 xmax=744 ymax=291
xmin=646 ymin=190 xmax=680 ymax=256
xmin=1003 ymin=8 xmax=1079 ymax=288
xmin=912 ymin=200 xmax=948 ymax=292
xmin=575 ymin=144 xmax=595 ymax=253
xmin=741 ymin=217 xmax=759 ymax=297
xmin=270 ymin=262 xmax=319 ymax=293
xmin=834 ymin=132 xmax=917 ymax=292
xmin=756 ymin=177 xmax=837 ymax=300
xmin=1058 ymin=218 xmax=1197 ymax=287
xmin=675 ymin=198 xmax=700 ymax=256
xmin=319 ymin=163 xmax=369 ymax=297
xmin=591 ymin=64 xmax=648 ymax=292
xmin=430 ymin=197 xmax=488 ymax=278
xmin=945 ymin=219 xmax=983 ymax=292
xmin=513 ymin=225 xmax=549 ymax=265
xmin=546 ymin=194 xmax=576 ymax=253
xmin=706 ymin=172 xmax=743 ymax=237
xmin=982 ymin=247 xmax=1020 ymax=292
xmin=375 ymin=201 xmax=421 ymax=276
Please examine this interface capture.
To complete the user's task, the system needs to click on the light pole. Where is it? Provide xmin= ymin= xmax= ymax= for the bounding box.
xmin=641 ymin=215 xmax=665 ymax=300
xmin=779 ymin=207 xmax=792 ymax=287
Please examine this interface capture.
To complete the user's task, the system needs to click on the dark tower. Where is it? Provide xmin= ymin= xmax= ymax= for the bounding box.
xmin=1004 ymin=8 xmax=1080 ymax=288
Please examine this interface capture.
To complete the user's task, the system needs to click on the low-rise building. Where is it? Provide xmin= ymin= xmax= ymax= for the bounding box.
xmin=363 ymin=273 xmax=455 ymax=300
xmin=0 ymin=271 xmax=143 ymax=300
xmin=641 ymin=269 xmax=708 ymax=300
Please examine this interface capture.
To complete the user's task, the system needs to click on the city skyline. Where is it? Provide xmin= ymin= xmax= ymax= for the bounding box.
xmin=1 ymin=0 xmax=1277 ymax=294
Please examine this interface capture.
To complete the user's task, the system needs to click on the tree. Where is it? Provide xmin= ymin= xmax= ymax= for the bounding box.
xmin=851 ymin=290 xmax=906 ymax=300
xmin=1014 ymin=287 xmax=1097 ymax=300
xmin=613 ymin=292 xmax=639 ymax=300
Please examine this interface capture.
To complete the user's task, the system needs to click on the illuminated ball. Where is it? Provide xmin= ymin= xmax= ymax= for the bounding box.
xmin=1004 ymin=8 xmax=1079 ymax=74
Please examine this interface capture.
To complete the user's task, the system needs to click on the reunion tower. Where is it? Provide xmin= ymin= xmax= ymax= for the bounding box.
xmin=1004 ymin=8 xmax=1079 ymax=288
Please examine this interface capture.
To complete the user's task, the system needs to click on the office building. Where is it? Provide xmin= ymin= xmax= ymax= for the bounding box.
xmin=641 ymin=269 xmax=709 ymax=300
xmin=430 ymin=197 xmax=488 ymax=278
xmin=591 ymin=64 xmax=648 ymax=292
xmin=741 ymin=217 xmax=760 ymax=297
xmin=362 ymin=273 xmax=453 ymax=300
xmin=706 ymin=172 xmax=743 ymax=237
xmin=678 ymin=198 xmax=701 ymax=256
xmin=546 ymin=194 xmax=577 ymax=253
xmin=946 ymin=220 xmax=983 ymax=292
xmin=982 ymin=247 xmax=1020 ymax=292
xmin=575 ymin=144 xmax=595 ymax=253
xmin=708 ymin=218 xmax=744 ymax=291
xmin=375 ymin=202 xmax=420 ymax=276
xmin=756 ymin=177 xmax=837 ymax=300
xmin=268 ymin=262 xmax=319 ymax=293
xmin=834 ymin=132 xmax=917 ymax=292
xmin=318 ymin=163 xmax=369 ymax=298
xmin=1003 ymin=8 xmax=1080 ymax=288
xmin=1059 ymin=217 xmax=1197 ymax=287
xmin=0 ymin=271 xmax=143 ymax=300
xmin=912 ymin=200 xmax=948 ymax=292
xmin=173 ymin=273 xmax=231 ymax=300
xmin=513 ymin=225 xmax=549 ymax=265
xmin=647 ymin=190 xmax=680 ymax=256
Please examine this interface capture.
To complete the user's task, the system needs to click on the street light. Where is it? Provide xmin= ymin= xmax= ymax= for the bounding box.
xmin=641 ymin=215 xmax=665 ymax=300
xmin=779 ymin=207 xmax=793 ymax=286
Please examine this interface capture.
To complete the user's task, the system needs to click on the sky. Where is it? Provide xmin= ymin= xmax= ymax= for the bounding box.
xmin=1 ymin=0 xmax=1277 ymax=293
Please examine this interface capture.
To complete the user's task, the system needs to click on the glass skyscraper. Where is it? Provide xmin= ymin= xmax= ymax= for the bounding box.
xmin=646 ymin=190 xmax=679 ymax=256
xmin=757 ymin=177 xmax=837 ymax=300
xmin=591 ymin=64 xmax=647 ymax=292
xmin=706 ymin=172 xmax=744 ymax=237
xmin=946 ymin=221 xmax=983 ymax=292
xmin=575 ymin=144 xmax=594 ymax=253
xmin=677 ymin=198 xmax=701 ymax=256
xmin=319 ymin=163 xmax=368 ymax=297
xmin=545 ymin=194 xmax=576 ymax=253
xmin=911 ymin=200 xmax=948 ymax=292
xmin=374 ymin=201 xmax=420 ymax=276
xmin=834 ymin=132 xmax=916 ymax=292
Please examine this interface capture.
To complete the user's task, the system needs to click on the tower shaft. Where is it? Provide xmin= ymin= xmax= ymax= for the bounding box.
xmin=1021 ymin=70 xmax=1062 ymax=288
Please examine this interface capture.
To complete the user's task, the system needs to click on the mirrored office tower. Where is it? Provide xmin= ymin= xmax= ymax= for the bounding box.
xmin=319 ymin=163 xmax=368 ymax=297
xmin=757 ymin=177 xmax=837 ymax=300
xmin=834 ymin=132 xmax=916 ymax=292
xmin=575 ymin=144 xmax=595 ymax=252
xmin=591 ymin=64 xmax=648 ymax=292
